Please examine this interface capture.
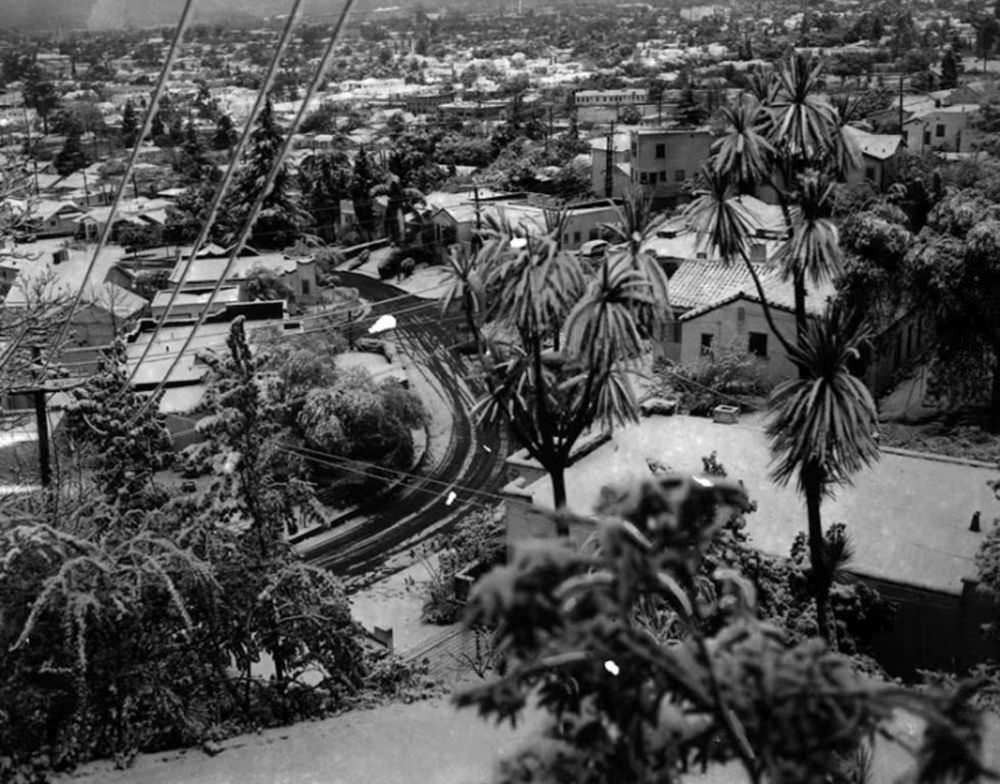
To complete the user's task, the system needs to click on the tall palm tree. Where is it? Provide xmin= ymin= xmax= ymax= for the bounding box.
xmin=370 ymin=174 xmax=425 ymax=243
xmin=766 ymin=301 xmax=879 ymax=647
xmin=769 ymin=54 xmax=838 ymax=167
xmin=773 ymin=170 xmax=843 ymax=339
xmin=440 ymin=244 xmax=485 ymax=353
xmin=474 ymin=220 xmax=653 ymax=515
xmin=682 ymin=166 xmax=795 ymax=356
xmin=601 ymin=188 xmax=671 ymax=340
xmin=711 ymin=99 xmax=776 ymax=194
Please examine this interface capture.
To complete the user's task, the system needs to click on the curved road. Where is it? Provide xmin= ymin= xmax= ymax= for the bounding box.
xmin=301 ymin=272 xmax=508 ymax=578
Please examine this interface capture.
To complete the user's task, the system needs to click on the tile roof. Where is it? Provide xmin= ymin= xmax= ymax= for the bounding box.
xmin=678 ymin=268 xmax=838 ymax=321
xmin=667 ymin=257 xmax=760 ymax=310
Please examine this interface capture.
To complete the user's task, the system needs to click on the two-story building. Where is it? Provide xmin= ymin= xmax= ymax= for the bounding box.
xmin=902 ymin=103 xmax=984 ymax=154
xmin=628 ymin=128 xmax=714 ymax=208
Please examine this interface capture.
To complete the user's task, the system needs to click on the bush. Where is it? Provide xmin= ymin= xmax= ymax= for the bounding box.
xmin=653 ymin=347 xmax=773 ymax=416
xmin=421 ymin=509 xmax=505 ymax=624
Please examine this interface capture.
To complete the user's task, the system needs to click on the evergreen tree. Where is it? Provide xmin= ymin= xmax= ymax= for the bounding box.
xmin=226 ymin=97 xmax=307 ymax=249
xmin=351 ymin=145 xmax=378 ymax=239
xmin=54 ymin=127 xmax=88 ymax=176
xmin=212 ymin=112 xmax=237 ymax=150
xmin=120 ymin=98 xmax=138 ymax=146
xmin=941 ymin=48 xmax=960 ymax=89
xmin=150 ymin=111 xmax=166 ymax=142
xmin=63 ymin=341 xmax=174 ymax=507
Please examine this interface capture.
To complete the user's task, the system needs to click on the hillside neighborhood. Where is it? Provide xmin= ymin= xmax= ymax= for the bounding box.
xmin=3 ymin=1 xmax=1000 ymax=782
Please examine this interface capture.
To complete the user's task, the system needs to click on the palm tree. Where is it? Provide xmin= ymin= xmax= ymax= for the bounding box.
xmin=474 ymin=219 xmax=652 ymax=516
xmin=765 ymin=301 xmax=880 ymax=647
xmin=711 ymin=100 xmax=776 ymax=193
xmin=600 ymin=188 xmax=672 ymax=339
xmin=682 ymin=166 xmax=796 ymax=356
xmin=773 ymin=171 xmax=843 ymax=339
xmin=370 ymin=174 xmax=425 ymax=243
xmin=769 ymin=54 xmax=838 ymax=167
xmin=440 ymin=244 xmax=486 ymax=353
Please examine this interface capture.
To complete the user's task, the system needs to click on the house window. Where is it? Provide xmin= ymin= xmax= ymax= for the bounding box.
xmin=659 ymin=171 xmax=666 ymax=182
xmin=748 ymin=331 xmax=768 ymax=358
xmin=935 ymin=123 xmax=945 ymax=138
xmin=573 ymin=231 xmax=581 ymax=244
xmin=865 ymin=166 xmax=876 ymax=181
xmin=672 ymin=321 xmax=682 ymax=343
xmin=655 ymin=143 xmax=666 ymax=158
xmin=639 ymin=172 xmax=648 ymax=184
xmin=923 ymin=130 xmax=931 ymax=145
xmin=302 ymin=279 xmax=311 ymax=296
xmin=700 ymin=333 xmax=714 ymax=355
xmin=675 ymin=169 xmax=686 ymax=182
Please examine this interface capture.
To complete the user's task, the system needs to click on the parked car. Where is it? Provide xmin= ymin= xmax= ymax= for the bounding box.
xmin=579 ymin=239 xmax=608 ymax=258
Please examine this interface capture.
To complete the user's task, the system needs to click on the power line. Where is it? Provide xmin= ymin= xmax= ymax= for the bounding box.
xmin=52 ymin=293 xmax=462 ymax=371
xmin=280 ymin=444 xmax=510 ymax=505
xmin=129 ymin=0 xmax=359 ymax=425
xmin=30 ymin=0 xmax=199 ymax=386
xmin=127 ymin=0 xmax=312 ymax=386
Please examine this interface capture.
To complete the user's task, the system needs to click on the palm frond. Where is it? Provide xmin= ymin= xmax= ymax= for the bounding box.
xmin=766 ymin=300 xmax=879 ymax=494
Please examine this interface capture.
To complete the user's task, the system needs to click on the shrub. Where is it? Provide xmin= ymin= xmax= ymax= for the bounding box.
xmin=421 ymin=509 xmax=505 ymax=624
xmin=654 ymin=347 xmax=773 ymax=416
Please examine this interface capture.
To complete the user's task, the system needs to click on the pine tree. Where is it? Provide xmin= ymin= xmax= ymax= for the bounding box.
xmin=212 ymin=112 xmax=236 ymax=150
xmin=226 ymin=97 xmax=307 ymax=248
xmin=150 ymin=111 xmax=166 ymax=142
xmin=941 ymin=49 xmax=960 ymax=89
xmin=54 ymin=127 xmax=88 ymax=176
xmin=351 ymin=145 xmax=378 ymax=239
xmin=121 ymin=98 xmax=138 ymax=146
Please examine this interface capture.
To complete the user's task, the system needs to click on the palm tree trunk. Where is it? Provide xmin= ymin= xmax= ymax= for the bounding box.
xmin=551 ymin=463 xmax=568 ymax=531
xmin=992 ymin=344 xmax=1000 ymax=432
xmin=794 ymin=271 xmax=808 ymax=379
xmin=804 ymin=462 xmax=836 ymax=649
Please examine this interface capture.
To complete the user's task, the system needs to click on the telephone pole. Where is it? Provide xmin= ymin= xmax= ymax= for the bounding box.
xmin=604 ymin=121 xmax=616 ymax=198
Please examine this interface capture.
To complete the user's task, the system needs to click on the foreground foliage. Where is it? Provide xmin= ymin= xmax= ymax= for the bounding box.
xmin=457 ymin=475 xmax=991 ymax=783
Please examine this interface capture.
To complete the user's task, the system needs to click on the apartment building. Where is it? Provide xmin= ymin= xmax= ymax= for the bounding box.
xmin=628 ymin=128 xmax=714 ymax=207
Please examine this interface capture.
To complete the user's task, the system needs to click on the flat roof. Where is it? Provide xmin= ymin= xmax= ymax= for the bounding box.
xmin=518 ymin=415 xmax=997 ymax=595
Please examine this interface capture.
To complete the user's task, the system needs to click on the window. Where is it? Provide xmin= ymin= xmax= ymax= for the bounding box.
xmin=923 ymin=130 xmax=931 ymax=145
xmin=865 ymin=166 xmax=876 ymax=181
xmin=675 ymin=169 xmax=686 ymax=182
xmin=936 ymin=123 xmax=945 ymax=138
xmin=573 ymin=231 xmax=581 ymax=244
xmin=301 ymin=280 xmax=311 ymax=296
xmin=655 ymin=143 xmax=666 ymax=159
xmin=639 ymin=172 xmax=649 ymax=184
xmin=659 ymin=170 xmax=666 ymax=182
xmin=748 ymin=331 xmax=768 ymax=358
xmin=700 ymin=333 xmax=714 ymax=355
xmin=672 ymin=321 xmax=682 ymax=343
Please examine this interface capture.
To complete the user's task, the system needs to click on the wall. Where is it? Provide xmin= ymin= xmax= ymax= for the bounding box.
xmin=680 ymin=299 xmax=799 ymax=384
xmin=558 ymin=205 xmax=622 ymax=249
xmin=590 ymin=153 xmax=631 ymax=199
xmin=630 ymin=131 xmax=713 ymax=204
xmin=906 ymin=108 xmax=986 ymax=153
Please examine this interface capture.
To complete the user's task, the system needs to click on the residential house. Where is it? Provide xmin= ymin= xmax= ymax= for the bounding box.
xmin=628 ymin=127 xmax=714 ymax=208
xmin=167 ymin=247 xmax=319 ymax=306
xmin=902 ymin=103 xmax=984 ymax=154
xmin=843 ymin=127 xmax=904 ymax=191
xmin=30 ymin=200 xmax=87 ymax=238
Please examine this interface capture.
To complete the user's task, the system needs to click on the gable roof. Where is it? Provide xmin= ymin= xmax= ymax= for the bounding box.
xmin=843 ymin=125 xmax=903 ymax=161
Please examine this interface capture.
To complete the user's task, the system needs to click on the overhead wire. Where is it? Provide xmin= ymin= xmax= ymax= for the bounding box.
xmin=25 ymin=0 xmax=199 ymax=385
xmin=126 ymin=0 xmax=311 ymax=387
xmin=52 ymin=291 xmax=463 ymax=371
xmin=129 ymin=0 xmax=359 ymax=424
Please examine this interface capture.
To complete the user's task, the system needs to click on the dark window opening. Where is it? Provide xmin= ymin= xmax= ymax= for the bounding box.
xmin=700 ymin=333 xmax=714 ymax=355
xmin=748 ymin=331 xmax=768 ymax=358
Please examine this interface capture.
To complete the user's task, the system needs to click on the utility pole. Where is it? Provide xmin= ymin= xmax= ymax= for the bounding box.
xmin=898 ymin=75 xmax=904 ymax=133
xmin=604 ymin=120 xmax=616 ymax=198
xmin=30 ymin=346 xmax=52 ymax=488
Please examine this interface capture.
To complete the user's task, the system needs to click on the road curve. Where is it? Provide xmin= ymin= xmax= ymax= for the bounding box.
xmin=301 ymin=272 xmax=508 ymax=578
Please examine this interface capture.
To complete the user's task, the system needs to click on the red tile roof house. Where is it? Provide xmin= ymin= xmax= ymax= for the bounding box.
xmin=643 ymin=196 xmax=926 ymax=395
